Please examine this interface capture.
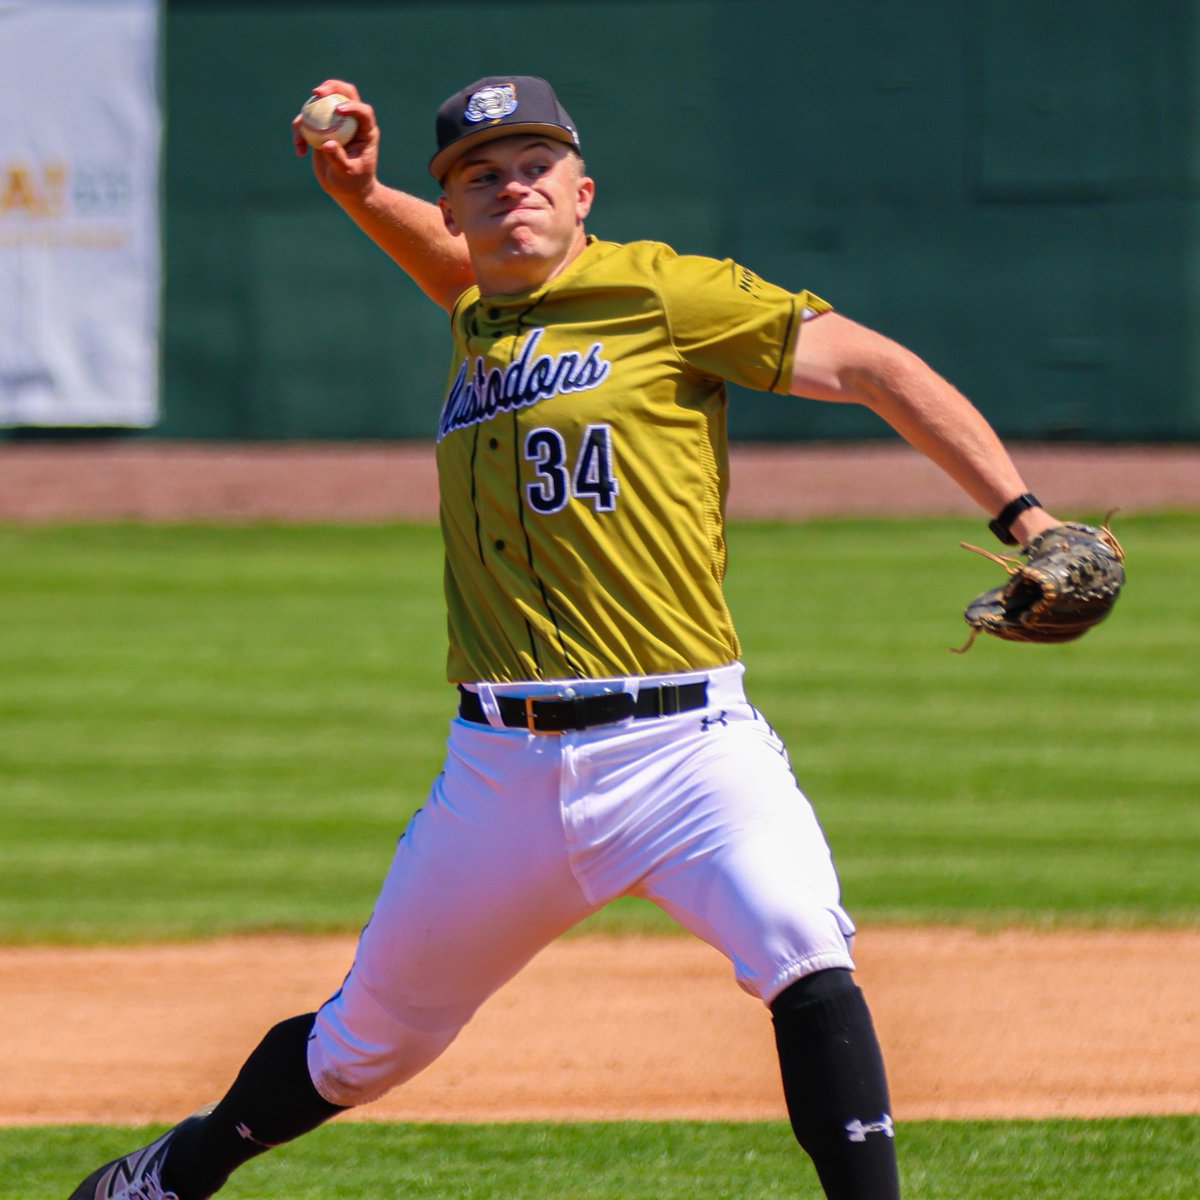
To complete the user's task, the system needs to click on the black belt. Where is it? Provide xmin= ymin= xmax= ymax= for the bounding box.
xmin=457 ymin=681 xmax=709 ymax=734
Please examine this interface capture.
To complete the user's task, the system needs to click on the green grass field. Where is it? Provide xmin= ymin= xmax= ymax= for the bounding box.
xmin=2 ymin=516 xmax=1196 ymax=940
xmin=9 ymin=1118 xmax=1199 ymax=1199
xmin=2 ymin=516 xmax=1197 ymax=1197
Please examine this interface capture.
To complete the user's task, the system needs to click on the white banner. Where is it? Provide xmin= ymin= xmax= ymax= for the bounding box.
xmin=0 ymin=0 xmax=161 ymax=427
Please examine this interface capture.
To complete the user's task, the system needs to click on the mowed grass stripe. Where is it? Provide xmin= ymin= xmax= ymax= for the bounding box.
xmin=12 ymin=1117 xmax=1200 ymax=1200
xmin=1 ymin=517 xmax=1196 ymax=941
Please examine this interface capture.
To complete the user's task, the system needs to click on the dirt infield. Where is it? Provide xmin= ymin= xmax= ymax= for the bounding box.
xmin=4 ymin=929 xmax=1198 ymax=1126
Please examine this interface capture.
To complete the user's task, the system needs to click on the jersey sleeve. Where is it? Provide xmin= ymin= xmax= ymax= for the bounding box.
xmin=653 ymin=249 xmax=831 ymax=394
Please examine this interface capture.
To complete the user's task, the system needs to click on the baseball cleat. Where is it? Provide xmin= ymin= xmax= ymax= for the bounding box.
xmin=68 ymin=1102 xmax=216 ymax=1200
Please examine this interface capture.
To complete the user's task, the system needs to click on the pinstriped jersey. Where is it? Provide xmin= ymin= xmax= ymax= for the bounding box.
xmin=435 ymin=236 xmax=831 ymax=683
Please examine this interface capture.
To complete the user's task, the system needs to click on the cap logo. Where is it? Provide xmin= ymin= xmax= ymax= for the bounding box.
xmin=464 ymin=84 xmax=518 ymax=124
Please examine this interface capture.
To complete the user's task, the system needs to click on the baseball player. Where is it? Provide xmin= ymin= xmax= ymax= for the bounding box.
xmin=70 ymin=75 xmax=1064 ymax=1200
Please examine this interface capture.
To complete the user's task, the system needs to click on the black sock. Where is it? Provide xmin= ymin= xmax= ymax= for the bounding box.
xmin=770 ymin=969 xmax=900 ymax=1200
xmin=162 ymin=1013 xmax=345 ymax=1199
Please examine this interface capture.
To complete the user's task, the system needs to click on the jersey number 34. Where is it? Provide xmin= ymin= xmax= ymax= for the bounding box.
xmin=524 ymin=424 xmax=619 ymax=514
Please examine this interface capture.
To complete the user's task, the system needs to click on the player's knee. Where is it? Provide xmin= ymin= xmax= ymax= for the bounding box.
xmin=307 ymin=994 xmax=462 ymax=1107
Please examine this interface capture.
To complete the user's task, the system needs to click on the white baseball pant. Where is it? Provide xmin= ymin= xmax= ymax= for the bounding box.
xmin=308 ymin=661 xmax=856 ymax=1107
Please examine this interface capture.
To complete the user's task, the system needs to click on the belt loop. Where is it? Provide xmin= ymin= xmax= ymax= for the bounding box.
xmin=656 ymin=681 xmax=679 ymax=716
xmin=474 ymin=683 xmax=507 ymax=729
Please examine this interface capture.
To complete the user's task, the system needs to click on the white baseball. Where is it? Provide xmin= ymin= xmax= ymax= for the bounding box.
xmin=298 ymin=93 xmax=357 ymax=149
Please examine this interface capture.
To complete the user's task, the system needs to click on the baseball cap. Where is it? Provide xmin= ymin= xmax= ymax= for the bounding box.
xmin=430 ymin=75 xmax=581 ymax=183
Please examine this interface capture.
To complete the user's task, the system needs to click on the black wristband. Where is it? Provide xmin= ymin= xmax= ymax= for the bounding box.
xmin=988 ymin=492 xmax=1041 ymax=546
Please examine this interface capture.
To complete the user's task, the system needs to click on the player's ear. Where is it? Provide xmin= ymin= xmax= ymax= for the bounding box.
xmin=438 ymin=194 xmax=462 ymax=237
xmin=574 ymin=175 xmax=595 ymax=223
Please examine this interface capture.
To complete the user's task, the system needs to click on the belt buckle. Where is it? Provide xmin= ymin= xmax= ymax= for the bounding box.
xmin=525 ymin=693 xmax=564 ymax=735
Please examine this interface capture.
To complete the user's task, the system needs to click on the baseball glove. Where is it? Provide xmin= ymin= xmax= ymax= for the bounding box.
xmin=952 ymin=519 xmax=1125 ymax=652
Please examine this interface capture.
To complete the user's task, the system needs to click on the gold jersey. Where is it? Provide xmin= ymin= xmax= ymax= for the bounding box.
xmin=435 ymin=236 xmax=831 ymax=683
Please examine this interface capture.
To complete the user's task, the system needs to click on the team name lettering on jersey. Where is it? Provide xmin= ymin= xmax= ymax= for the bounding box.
xmin=438 ymin=327 xmax=611 ymax=440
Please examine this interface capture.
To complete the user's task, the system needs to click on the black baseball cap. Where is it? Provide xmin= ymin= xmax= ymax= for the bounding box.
xmin=430 ymin=75 xmax=581 ymax=183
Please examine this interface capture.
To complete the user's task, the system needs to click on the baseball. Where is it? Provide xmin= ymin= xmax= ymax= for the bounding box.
xmin=298 ymin=93 xmax=357 ymax=148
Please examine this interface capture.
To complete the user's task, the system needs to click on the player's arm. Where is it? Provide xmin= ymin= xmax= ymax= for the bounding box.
xmin=788 ymin=311 xmax=1060 ymax=545
xmin=293 ymin=80 xmax=475 ymax=312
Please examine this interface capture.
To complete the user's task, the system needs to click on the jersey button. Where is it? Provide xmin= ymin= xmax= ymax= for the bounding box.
xmin=493 ymin=539 xmax=506 ymax=552
xmin=489 ymin=437 xmax=499 ymax=450
xmin=488 ymin=307 xmax=501 ymax=320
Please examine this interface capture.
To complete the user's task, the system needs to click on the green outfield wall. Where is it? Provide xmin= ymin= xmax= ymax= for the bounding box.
xmin=100 ymin=1 xmax=1200 ymax=440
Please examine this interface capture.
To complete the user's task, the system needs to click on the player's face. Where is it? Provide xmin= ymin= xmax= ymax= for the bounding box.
xmin=439 ymin=136 xmax=594 ymax=293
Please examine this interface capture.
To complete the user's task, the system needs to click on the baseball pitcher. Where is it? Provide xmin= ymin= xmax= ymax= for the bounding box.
xmin=70 ymin=74 xmax=1122 ymax=1200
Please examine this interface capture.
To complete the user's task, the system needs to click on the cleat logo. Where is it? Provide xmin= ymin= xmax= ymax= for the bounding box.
xmin=96 ymin=1136 xmax=168 ymax=1197
xmin=107 ymin=1155 xmax=145 ymax=1189
xmin=844 ymin=1114 xmax=894 ymax=1143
